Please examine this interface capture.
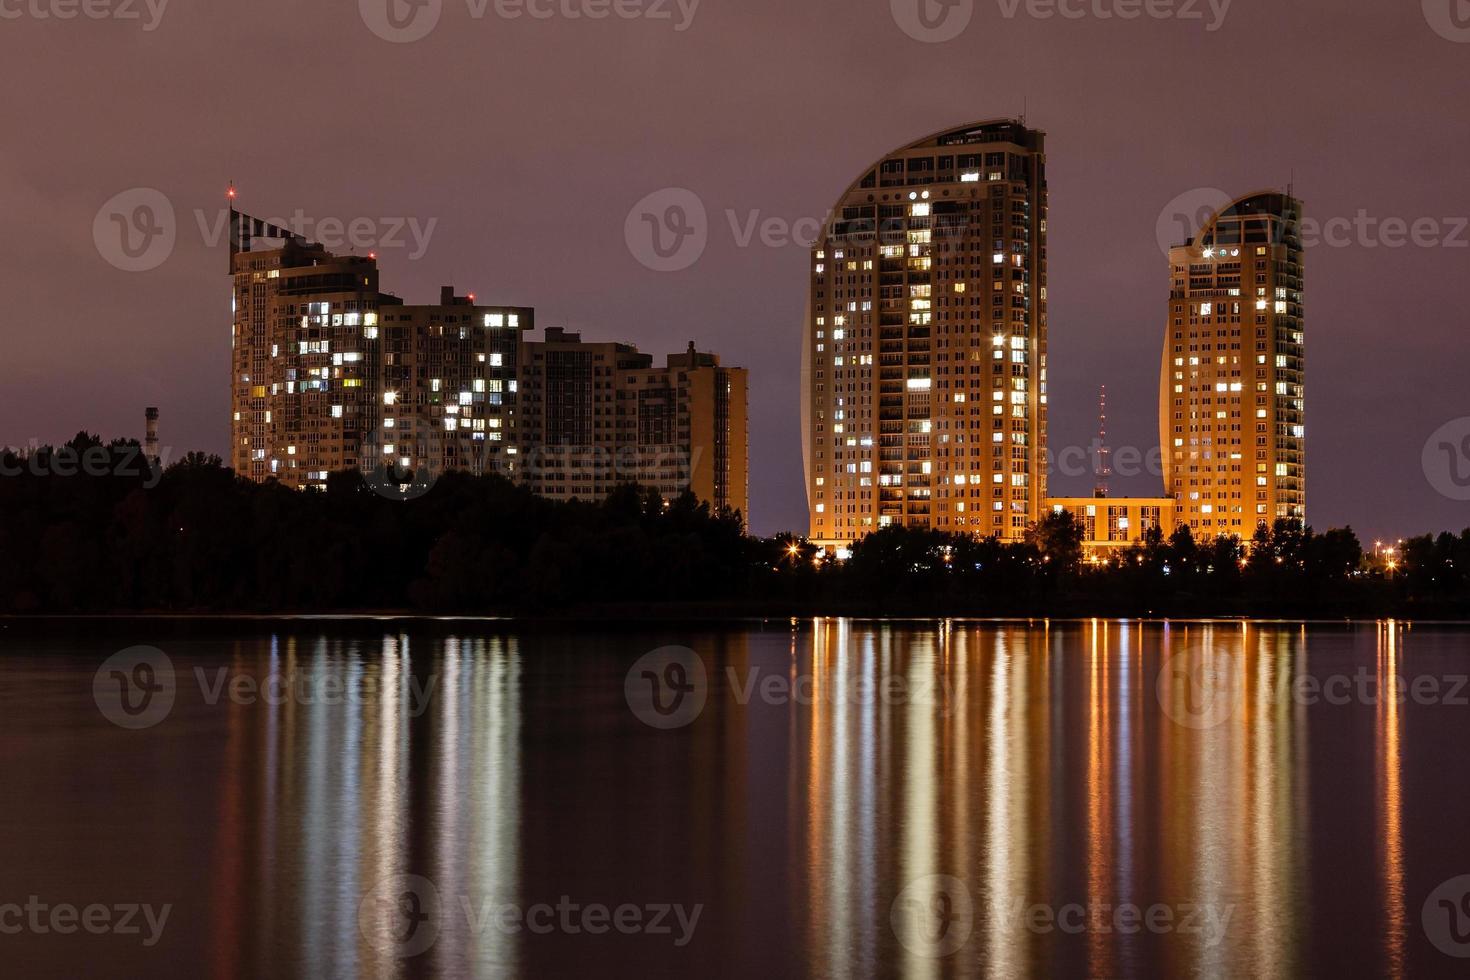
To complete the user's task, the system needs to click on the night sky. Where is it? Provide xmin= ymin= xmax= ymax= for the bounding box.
xmin=2 ymin=0 xmax=1466 ymax=540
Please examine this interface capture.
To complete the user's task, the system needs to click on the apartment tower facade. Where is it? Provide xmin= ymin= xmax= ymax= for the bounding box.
xmin=803 ymin=120 xmax=1049 ymax=549
xmin=1160 ymin=192 xmax=1305 ymax=537
xmin=230 ymin=213 xmax=382 ymax=487
xmin=230 ymin=210 xmax=532 ymax=489
xmin=519 ymin=328 xmax=750 ymax=521
xmin=376 ymin=288 xmax=532 ymax=484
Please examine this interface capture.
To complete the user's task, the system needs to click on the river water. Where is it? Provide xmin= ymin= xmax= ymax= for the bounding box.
xmin=2 ymin=619 xmax=1468 ymax=978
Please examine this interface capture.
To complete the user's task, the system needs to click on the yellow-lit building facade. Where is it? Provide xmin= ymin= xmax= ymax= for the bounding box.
xmin=1044 ymin=496 xmax=1178 ymax=556
xmin=1160 ymin=192 xmax=1306 ymax=537
xmin=803 ymin=120 xmax=1049 ymax=549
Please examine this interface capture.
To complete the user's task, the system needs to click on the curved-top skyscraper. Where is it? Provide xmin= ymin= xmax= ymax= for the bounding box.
xmin=1159 ymin=192 xmax=1305 ymax=537
xmin=802 ymin=120 xmax=1049 ymax=550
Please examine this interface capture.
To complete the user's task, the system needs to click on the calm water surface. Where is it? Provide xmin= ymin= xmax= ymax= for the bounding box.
xmin=3 ymin=619 xmax=1470 ymax=978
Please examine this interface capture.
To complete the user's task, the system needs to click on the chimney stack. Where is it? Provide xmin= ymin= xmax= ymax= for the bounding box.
xmin=145 ymin=407 xmax=160 ymax=464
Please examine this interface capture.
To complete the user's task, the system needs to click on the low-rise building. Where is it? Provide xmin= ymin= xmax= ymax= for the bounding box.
xmin=1044 ymin=496 xmax=1178 ymax=556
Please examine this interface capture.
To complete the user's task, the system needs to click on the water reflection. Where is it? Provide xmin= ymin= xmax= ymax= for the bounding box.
xmin=3 ymin=620 xmax=1464 ymax=978
xmin=799 ymin=621 xmax=1320 ymax=978
xmin=195 ymin=634 xmax=523 ymax=979
xmin=1379 ymin=621 xmax=1405 ymax=978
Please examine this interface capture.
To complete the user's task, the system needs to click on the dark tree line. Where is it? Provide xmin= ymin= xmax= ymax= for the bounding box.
xmin=0 ymin=434 xmax=754 ymax=614
xmin=2 ymin=433 xmax=1466 ymax=617
xmin=797 ymin=514 xmax=1390 ymax=617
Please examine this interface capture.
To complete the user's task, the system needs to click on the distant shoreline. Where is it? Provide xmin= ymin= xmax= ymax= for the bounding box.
xmin=3 ymin=607 xmax=1469 ymax=628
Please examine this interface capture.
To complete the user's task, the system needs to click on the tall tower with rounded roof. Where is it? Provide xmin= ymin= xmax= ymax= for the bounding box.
xmin=1160 ymin=192 xmax=1306 ymax=537
xmin=802 ymin=120 xmax=1049 ymax=549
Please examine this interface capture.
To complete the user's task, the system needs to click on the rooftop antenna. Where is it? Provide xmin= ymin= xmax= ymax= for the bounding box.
xmin=1094 ymin=385 xmax=1111 ymax=499
xmin=227 ymin=181 xmax=238 ymax=269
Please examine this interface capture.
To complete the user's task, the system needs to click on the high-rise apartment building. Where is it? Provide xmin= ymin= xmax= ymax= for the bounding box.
xmin=230 ymin=213 xmax=383 ymax=486
xmin=802 ymin=120 xmax=1049 ymax=550
xmin=1160 ymin=192 xmax=1305 ymax=536
xmin=229 ymin=212 xmax=533 ymax=490
xmin=519 ymin=328 xmax=749 ymax=520
xmin=376 ymin=287 xmax=532 ymax=482
xmin=230 ymin=209 xmax=745 ymax=514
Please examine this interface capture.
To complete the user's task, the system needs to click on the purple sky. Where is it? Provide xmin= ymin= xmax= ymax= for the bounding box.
xmin=2 ymin=0 xmax=1467 ymax=539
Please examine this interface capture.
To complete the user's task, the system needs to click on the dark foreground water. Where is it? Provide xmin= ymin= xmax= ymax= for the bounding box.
xmin=3 ymin=619 xmax=1470 ymax=978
